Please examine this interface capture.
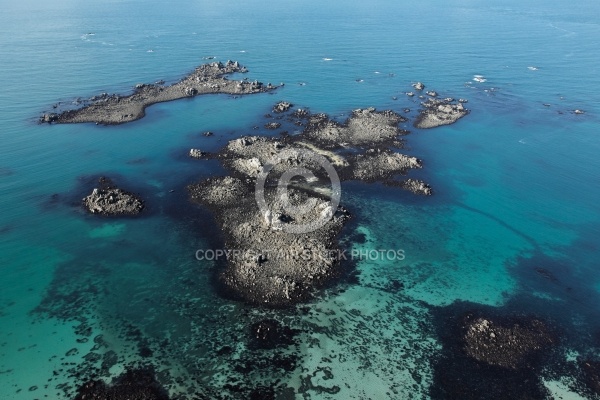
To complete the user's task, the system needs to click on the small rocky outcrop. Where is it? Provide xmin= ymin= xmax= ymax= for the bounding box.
xmin=399 ymin=179 xmax=433 ymax=196
xmin=292 ymin=108 xmax=310 ymax=119
xmin=431 ymin=308 xmax=558 ymax=399
xmin=189 ymin=148 xmax=205 ymax=159
xmin=412 ymin=82 xmax=425 ymax=91
xmin=463 ymin=316 xmax=555 ymax=369
xmin=343 ymin=150 xmax=422 ymax=182
xmin=40 ymin=113 xmax=59 ymax=123
xmin=74 ymin=367 xmax=170 ymax=400
xmin=273 ymin=101 xmax=293 ymax=113
xmin=265 ymin=122 xmax=281 ymax=130
xmin=414 ymin=98 xmax=469 ymax=129
xmin=304 ymin=107 xmax=408 ymax=149
xmin=83 ymin=178 xmax=144 ymax=216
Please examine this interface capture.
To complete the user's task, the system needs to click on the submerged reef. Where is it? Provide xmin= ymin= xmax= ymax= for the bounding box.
xmin=40 ymin=61 xmax=279 ymax=125
xmin=74 ymin=367 xmax=170 ymax=400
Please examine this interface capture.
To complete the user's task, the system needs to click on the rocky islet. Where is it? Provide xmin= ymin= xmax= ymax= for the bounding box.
xmin=82 ymin=177 xmax=144 ymax=216
xmin=40 ymin=60 xmax=279 ymax=125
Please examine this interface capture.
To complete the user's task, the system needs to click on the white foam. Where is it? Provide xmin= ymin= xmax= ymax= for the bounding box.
xmin=322 ymin=57 xmax=333 ymax=61
xmin=527 ymin=66 xmax=539 ymax=71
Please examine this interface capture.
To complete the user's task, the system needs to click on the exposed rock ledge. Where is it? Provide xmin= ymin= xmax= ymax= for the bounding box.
xmin=83 ymin=177 xmax=144 ymax=216
xmin=41 ymin=61 xmax=279 ymax=125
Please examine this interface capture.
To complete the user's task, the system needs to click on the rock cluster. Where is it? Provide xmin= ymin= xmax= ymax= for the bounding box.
xmin=265 ymin=122 xmax=281 ymax=130
xmin=40 ymin=113 xmax=58 ymax=123
xmin=344 ymin=150 xmax=422 ymax=181
xmin=189 ymin=148 xmax=205 ymax=159
xmin=304 ymin=107 xmax=408 ymax=149
xmin=431 ymin=308 xmax=559 ymax=399
xmin=414 ymin=98 xmax=469 ymax=129
xmin=463 ymin=317 xmax=555 ymax=369
xmin=83 ymin=178 xmax=144 ymax=216
xmin=188 ymin=104 xmax=434 ymax=306
xmin=273 ymin=101 xmax=293 ymax=113
xmin=398 ymin=178 xmax=433 ymax=196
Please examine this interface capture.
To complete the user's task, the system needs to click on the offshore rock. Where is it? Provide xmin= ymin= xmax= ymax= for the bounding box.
xmin=414 ymin=98 xmax=469 ymax=129
xmin=273 ymin=101 xmax=293 ymax=113
xmin=189 ymin=148 xmax=205 ymax=159
xmin=463 ymin=316 xmax=555 ymax=369
xmin=83 ymin=178 xmax=144 ymax=216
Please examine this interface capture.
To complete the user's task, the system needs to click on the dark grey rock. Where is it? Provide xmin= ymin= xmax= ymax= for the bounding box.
xmin=83 ymin=178 xmax=144 ymax=216
xmin=273 ymin=101 xmax=293 ymax=113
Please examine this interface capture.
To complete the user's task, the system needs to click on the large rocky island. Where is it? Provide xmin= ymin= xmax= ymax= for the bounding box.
xmin=40 ymin=61 xmax=279 ymax=125
xmin=189 ymin=106 xmax=432 ymax=306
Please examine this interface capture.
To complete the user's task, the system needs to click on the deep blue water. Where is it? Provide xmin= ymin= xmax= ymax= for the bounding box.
xmin=1 ymin=0 xmax=600 ymax=398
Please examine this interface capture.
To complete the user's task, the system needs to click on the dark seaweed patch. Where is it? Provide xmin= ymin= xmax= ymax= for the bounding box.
xmin=74 ymin=367 xmax=170 ymax=400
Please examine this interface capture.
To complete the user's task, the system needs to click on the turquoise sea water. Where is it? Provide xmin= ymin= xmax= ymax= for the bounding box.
xmin=1 ymin=0 xmax=600 ymax=398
